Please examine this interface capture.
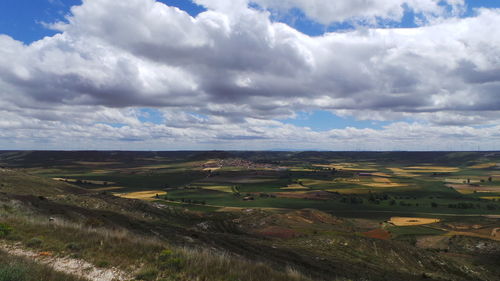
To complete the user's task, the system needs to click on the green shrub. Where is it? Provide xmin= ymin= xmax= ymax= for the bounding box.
xmin=0 ymin=264 xmax=27 ymax=281
xmin=26 ymin=238 xmax=43 ymax=248
xmin=0 ymin=223 xmax=12 ymax=238
xmin=159 ymin=249 xmax=173 ymax=260
xmin=135 ymin=267 xmax=159 ymax=281
xmin=96 ymin=260 xmax=110 ymax=268
xmin=65 ymin=242 xmax=81 ymax=251
xmin=158 ymin=249 xmax=184 ymax=271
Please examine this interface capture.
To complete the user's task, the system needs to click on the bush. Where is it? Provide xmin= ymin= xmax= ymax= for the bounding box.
xmin=96 ymin=261 xmax=110 ymax=268
xmin=135 ymin=267 xmax=159 ymax=281
xmin=159 ymin=249 xmax=184 ymax=271
xmin=0 ymin=264 xmax=26 ymax=281
xmin=0 ymin=223 xmax=12 ymax=238
xmin=65 ymin=242 xmax=81 ymax=251
xmin=26 ymin=238 xmax=43 ymax=248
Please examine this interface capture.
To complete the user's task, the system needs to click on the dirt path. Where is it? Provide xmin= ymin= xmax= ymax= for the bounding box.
xmin=0 ymin=242 xmax=132 ymax=281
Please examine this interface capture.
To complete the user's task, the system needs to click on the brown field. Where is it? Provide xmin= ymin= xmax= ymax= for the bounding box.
xmin=256 ymin=226 xmax=298 ymax=239
xmin=416 ymin=236 xmax=450 ymax=250
xmin=114 ymin=190 xmax=167 ymax=200
xmin=447 ymin=184 xmax=500 ymax=194
xmin=363 ymin=229 xmax=391 ymax=240
xmin=389 ymin=217 xmax=440 ymax=226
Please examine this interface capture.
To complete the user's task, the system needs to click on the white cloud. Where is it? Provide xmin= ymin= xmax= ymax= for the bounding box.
xmin=248 ymin=0 xmax=466 ymax=25
xmin=0 ymin=0 xmax=499 ymax=150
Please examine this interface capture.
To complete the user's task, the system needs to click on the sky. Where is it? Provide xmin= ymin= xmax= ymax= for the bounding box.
xmin=0 ymin=0 xmax=499 ymax=151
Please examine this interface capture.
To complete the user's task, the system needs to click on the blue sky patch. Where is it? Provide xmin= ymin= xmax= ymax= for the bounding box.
xmin=281 ymin=110 xmax=392 ymax=131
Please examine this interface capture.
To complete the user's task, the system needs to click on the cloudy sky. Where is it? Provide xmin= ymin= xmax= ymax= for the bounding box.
xmin=0 ymin=0 xmax=499 ymax=151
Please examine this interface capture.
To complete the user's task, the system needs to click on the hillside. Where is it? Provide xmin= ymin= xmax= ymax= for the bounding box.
xmin=0 ymin=152 xmax=499 ymax=280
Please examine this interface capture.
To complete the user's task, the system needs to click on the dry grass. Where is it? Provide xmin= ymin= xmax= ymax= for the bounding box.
xmin=114 ymin=190 xmax=167 ymax=200
xmin=469 ymin=163 xmax=498 ymax=169
xmin=389 ymin=217 xmax=440 ymax=226
xmin=280 ymin=184 xmax=310 ymax=190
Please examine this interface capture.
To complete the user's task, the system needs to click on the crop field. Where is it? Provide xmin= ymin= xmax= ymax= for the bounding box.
xmin=1 ymin=151 xmax=500 ymax=281
xmin=389 ymin=217 xmax=440 ymax=226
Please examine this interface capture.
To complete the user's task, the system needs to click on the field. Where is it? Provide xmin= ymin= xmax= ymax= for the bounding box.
xmin=0 ymin=151 xmax=499 ymax=281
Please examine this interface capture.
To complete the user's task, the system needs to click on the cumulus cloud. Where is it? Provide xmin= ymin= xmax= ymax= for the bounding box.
xmin=0 ymin=0 xmax=499 ymax=150
xmin=251 ymin=0 xmax=466 ymax=25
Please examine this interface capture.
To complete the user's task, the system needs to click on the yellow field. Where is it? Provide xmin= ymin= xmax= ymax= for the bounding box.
xmin=114 ymin=190 xmax=167 ymax=200
xmin=360 ymin=183 xmax=408 ymax=188
xmin=470 ymin=163 xmax=498 ymax=169
xmin=404 ymin=166 xmax=460 ymax=173
xmin=387 ymin=168 xmax=419 ymax=177
xmin=89 ymin=186 xmax=124 ymax=192
xmin=280 ymin=184 xmax=310 ymax=190
xmin=389 ymin=217 xmax=440 ymax=226
xmin=200 ymin=185 xmax=233 ymax=193
xmin=203 ymin=167 xmax=221 ymax=171
xmin=480 ymin=196 xmax=500 ymax=200
xmin=371 ymin=172 xmax=392 ymax=178
xmin=373 ymin=177 xmax=391 ymax=183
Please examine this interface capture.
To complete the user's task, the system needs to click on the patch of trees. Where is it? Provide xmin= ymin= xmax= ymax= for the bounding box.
xmin=164 ymin=197 xmax=207 ymax=205
xmin=447 ymin=202 xmax=480 ymax=209
xmin=340 ymin=196 xmax=364 ymax=204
